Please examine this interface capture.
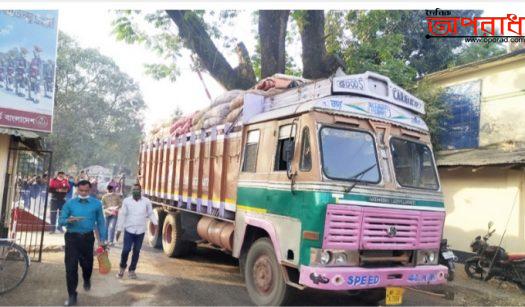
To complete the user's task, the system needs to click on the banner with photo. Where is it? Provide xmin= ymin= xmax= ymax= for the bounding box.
xmin=0 ymin=10 xmax=58 ymax=133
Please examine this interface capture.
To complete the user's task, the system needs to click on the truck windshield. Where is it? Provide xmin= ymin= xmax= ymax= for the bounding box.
xmin=319 ymin=127 xmax=380 ymax=183
xmin=390 ymin=137 xmax=439 ymax=190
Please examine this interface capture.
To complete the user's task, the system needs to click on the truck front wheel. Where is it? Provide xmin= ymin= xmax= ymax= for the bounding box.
xmin=162 ymin=212 xmax=195 ymax=257
xmin=147 ymin=208 xmax=166 ymax=248
xmin=244 ymin=238 xmax=292 ymax=306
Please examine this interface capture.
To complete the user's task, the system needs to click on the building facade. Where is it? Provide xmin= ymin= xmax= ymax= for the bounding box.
xmin=427 ymin=49 xmax=525 ymax=254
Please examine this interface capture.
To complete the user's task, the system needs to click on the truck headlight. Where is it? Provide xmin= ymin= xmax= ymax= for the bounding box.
xmin=310 ymin=248 xmax=358 ymax=266
xmin=335 ymin=253 xmax=347 ymax=265
xmin=417 ymin=250 xmax=438 ymax=265
xmin=320 ymin=251 xmax=332 ymax=265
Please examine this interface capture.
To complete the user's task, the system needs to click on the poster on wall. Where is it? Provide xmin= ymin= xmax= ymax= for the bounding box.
xmin=0 ymin=10 xmax=58 ymax=133
xmin=439 ymin=80 xmax=481 ymax=150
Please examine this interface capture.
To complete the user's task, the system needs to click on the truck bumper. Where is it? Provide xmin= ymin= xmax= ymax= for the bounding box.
xmin=299 ymin=265 xmax=448 ymax=291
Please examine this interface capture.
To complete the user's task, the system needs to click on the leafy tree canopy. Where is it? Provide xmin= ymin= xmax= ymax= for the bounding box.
xmin=47 ymin=32 xmax=146 ymax=174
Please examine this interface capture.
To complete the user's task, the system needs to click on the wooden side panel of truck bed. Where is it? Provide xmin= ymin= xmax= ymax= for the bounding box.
xmin=140 ymin=126 xmax=243 ymax=219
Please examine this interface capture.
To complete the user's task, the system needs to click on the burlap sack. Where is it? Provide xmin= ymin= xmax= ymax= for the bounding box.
xmin=229 ymin=94 xmax=244 ymax=111
xmin=226 ymin=107 xmax=242 ymax=123
xmin=202 ymin=117 xmax=222 ymax=129
xmin=211 ymin=90 xmax=243 ymax=107
xmin=203 ymin=103 xmax=230 ymax=120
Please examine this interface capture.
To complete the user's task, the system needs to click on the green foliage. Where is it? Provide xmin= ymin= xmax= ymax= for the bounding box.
xmin=48 ymin=32 xmax=145 ymax=174
xmin=450 ymin=42 xmax=506 ymax=67
xmin=112 ymin=10 xmax=182 ymax=81
xmin=412 ymin=81 xmax=450 ymax=149
xmin=112 ymin=10 xmax=241 ymax=82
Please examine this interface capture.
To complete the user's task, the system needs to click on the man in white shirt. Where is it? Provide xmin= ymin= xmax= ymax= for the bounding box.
xmin=115 ymin=183 xmax=158 ymax=279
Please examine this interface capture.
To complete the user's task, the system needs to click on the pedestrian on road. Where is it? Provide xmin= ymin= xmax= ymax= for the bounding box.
xmin=58 ymin=179 xmax=107 ymax=306
xmin=101 ymin=185 xmax=122 ymax=246
xmin=115 ymin=183 xmax=157 ymax=279
xmin=49 ymin=171 xmax=70 ymax=234
xmin=65 ymin=175 xmax=75 ymax=201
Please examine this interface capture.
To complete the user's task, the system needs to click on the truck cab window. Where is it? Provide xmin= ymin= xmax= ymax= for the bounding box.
xmin=299 ymin=127 xmax=312 ymax=171
xmin=390 ymin=138 xmax=439 ymax=190
xmin=274 ymin=124 xmax=296 ymax=171
xmin=242 ymin=130 xmax=260 ymax=172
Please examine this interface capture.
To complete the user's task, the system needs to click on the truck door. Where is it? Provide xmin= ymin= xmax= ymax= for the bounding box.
xmin=266 ymin=119 xmax=302 ymax=218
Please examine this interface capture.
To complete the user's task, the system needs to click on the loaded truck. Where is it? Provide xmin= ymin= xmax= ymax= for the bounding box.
xmin=139 ymin=71 xmax=448 ymax=305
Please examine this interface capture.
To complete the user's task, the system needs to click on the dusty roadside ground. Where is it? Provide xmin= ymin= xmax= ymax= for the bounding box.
xmin=1 ymin=242 xmax=524 ymax=306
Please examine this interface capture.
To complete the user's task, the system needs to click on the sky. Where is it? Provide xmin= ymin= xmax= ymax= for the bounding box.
xmin=58 ymin=8 xmax=522 ymax=132
xmin=58 ymin=9 xmax=257 ymax=132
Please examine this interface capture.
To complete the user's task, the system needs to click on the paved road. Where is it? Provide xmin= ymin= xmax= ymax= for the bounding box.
xmin=1 ymin=243 xmax=523 ymax=306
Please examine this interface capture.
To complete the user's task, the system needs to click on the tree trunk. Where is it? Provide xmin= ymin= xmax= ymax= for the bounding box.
xmin=166 ymin=10 xmax=256 ymax=90
xmin=299 ymin=10 xmax=343 ymax=79
xmin=259 ymin=10 xmax=290 ymax=78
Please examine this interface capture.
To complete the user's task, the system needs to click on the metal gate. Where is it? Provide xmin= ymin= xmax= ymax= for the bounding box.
xmin=0 ymin=147 xmax=52 ymax=262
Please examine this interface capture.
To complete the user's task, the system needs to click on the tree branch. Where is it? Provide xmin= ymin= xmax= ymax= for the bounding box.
xmin=166 ymin=10 xmax=256 ymax=90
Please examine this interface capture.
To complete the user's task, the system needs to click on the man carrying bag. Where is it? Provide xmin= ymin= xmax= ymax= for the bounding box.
xmin=59 ymin=180 xmax=107 ymax=306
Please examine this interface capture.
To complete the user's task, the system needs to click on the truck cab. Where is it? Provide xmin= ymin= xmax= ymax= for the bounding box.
xmin=233 ymin=72 xmax=446 ymax=305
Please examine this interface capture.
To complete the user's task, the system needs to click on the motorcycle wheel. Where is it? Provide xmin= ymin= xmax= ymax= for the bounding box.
xmin=464 ymin=257 xmax=493 ymax=281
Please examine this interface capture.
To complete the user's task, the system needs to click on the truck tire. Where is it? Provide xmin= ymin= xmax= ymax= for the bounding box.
xmin=162 ymin=212 xmax=195 ymax=257
xmin=147 ymin=208 xmax=166 ymax=248
xmin=244 ymin=238 xmax=292 ymax=306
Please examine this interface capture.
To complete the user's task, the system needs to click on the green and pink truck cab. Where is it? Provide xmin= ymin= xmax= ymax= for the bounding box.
xmin=140 ymin=71 xmax=447 ymax=305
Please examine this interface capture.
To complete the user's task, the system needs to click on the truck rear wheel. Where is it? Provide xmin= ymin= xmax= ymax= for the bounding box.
xmin=244 ymin=238 xmax=292 ymax=306
xmin=147 ymin=208 xmax=166 ymax=248
xmin=162 ymin=212 xmax=196 ymax=257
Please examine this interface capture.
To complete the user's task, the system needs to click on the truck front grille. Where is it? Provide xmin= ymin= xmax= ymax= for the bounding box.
xmin=323 ymin=204 xmax=444 ymax=250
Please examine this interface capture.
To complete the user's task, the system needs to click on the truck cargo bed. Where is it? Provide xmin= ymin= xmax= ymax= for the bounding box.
xmin=140 ymin=124 xmax=243 ymax=221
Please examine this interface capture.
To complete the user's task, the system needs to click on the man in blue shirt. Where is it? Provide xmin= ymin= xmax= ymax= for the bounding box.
xmin=59 ymin=180 xmax=107 ymax=306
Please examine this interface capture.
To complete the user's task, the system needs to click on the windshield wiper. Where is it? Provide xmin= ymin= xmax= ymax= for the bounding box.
xmin=343 ymin=163 xmax=377 ymax=193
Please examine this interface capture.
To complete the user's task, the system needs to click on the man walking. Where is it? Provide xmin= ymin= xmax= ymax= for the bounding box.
xmin=59 ymin=180 xmax=107 ymax=306
xmin=101 ymin=185 xmax=122 ymax=245
xmin=49 ymin=171 xmax=70 ymax=234
xmin=65 ymin=175 xmax=76 ymax=201
xmin=116 ymin=184 xmax=157 ymax=279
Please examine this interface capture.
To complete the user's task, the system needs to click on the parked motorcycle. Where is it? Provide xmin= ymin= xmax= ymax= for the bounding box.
xmin=439 ymin=239 xmax=457 ymax=281
xmin=464 ymin=222 xmax=525 ymax=292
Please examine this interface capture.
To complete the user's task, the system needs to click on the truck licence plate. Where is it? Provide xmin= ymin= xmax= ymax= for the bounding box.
xmin=386 ymin=287 xmax=404 ymax=305
xmin=442 ymin=251 xmax=455 ymax=260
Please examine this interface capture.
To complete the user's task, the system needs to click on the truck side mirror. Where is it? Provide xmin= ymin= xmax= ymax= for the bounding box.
xmin=283 ymin=139 xmax=295 ymax=163
xmin=488 ymin=221 xmax=494 ymax=229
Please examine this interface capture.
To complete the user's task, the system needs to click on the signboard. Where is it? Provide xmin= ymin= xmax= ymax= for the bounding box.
xmin=316 ymin=97 xmax=429 ymax=132
xmin=332 ymin=71 xmax=426 ymax=115
xmin=0 ymin=10 xmax=58 ymax=133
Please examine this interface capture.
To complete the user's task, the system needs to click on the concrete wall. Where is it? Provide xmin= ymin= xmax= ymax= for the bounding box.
xmin=432 ymin=58 xmax=525 ymax=146
xmin=440 ymin=167 xmax=525 ymax=253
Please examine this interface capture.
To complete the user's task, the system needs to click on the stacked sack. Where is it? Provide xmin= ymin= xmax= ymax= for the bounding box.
xmin=146 ymin=120 xmax=172 ymax=142
xmin=147 ymin=74 xmax=309 ymax=141
xmin=170 ymin=114 xmax=195 ymax=137
xmin=225 ymin=93 xmax=244 ymax=123
xmin=192 ymin=89 xmax=244 ymax=130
